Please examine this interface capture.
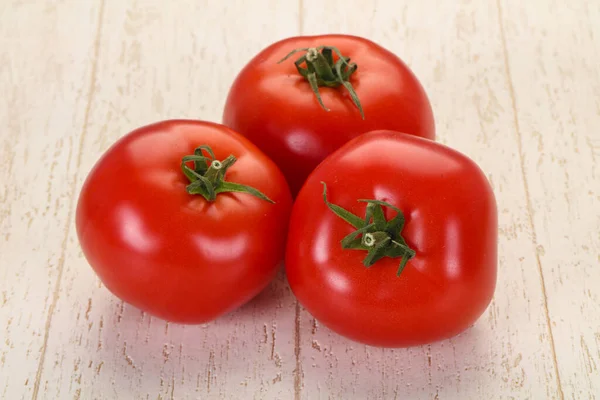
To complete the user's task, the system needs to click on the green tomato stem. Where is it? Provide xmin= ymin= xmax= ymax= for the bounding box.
xmin=321 ymin=182 xmax=415 ymax=276
xmin=181 ymin=145 xmax=274 ymax=203
xmin=278 ymin=45 xmax=365 ymax=119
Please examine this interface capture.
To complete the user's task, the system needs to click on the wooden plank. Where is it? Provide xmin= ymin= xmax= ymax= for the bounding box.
xmin=0 ymin=2 xmax=101 ymax=399
xmin=498 ymin=0 xmax=600 ymax=397
xmin=1 ymin=0 xmax=597 ymax=399
xmin=299 ymin=0 xmax=561 ymax=398
xmin=34 ymin=1 xmax=300 ymax=399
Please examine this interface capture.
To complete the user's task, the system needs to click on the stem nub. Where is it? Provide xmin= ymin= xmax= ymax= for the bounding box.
xmin=363 ymin=233 xmax=376 ymax=247
xmin=181 ymin=145 xmax=274 ymax=203
xmin=278 ymin=46 xmax=365 ymax=119
xmin=321 ymin=182 xmax=415 ymax=276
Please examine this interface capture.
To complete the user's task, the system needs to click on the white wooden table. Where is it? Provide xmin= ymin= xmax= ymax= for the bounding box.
xmin=1 ymin=1 xmax=598 ymax=399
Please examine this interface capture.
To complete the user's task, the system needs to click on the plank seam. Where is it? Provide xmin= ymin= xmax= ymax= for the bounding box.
xmin=293 ymin=301 xmax=302 ymax=400
xmin=31 ymin=1 xmax=106 ymax=398
xmin=495 ymin=0 xmax=564 ymax=398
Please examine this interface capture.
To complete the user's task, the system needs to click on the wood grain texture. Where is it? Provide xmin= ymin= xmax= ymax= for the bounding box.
xmin=498 ymin=0 xmax=600 ymax=397
xmin=0 ymin=0 xmax=598 ymax=399
xmin=0 ymin=2 xmax=101 ymax=399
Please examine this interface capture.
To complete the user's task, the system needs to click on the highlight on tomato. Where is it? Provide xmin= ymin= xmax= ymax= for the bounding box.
xmin=223 ymin=34 xmax=435 ymax=196
xmin=76 ymin=120 xmax=292 ymax=323
xmin=285 ymin=130 xmax=497 ymax=347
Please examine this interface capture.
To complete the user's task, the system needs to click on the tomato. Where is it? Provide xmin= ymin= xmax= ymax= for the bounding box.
xmin=285 ymin=131 xmax=497 ymax=347
xmin=223 ymin=34 xmax=435 ymax=196
xmin=76 ymin=120 xmax=292 ymax=323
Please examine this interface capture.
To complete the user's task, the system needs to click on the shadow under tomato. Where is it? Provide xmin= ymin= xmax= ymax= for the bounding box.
xmin=96 ymin=265 xmax=295 ymax=328
xmin=89 ymin=268 xmax=493 ymax=400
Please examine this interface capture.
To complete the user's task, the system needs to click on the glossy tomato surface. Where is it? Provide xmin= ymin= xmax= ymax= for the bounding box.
xmin=223 ymin=34 xmax=435 ymax=196
xmin=286 ymin=131 xmax=497 ymax=347
xmin=76 ymin=120 xmax=292 ymax=323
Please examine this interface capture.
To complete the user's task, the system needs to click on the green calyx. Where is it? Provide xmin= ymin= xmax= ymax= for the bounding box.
xmin=321 ymin=182 xmax=416 ymax=276
xmin=278 ymin=45 xmax=365 ymax=119
xmin=181 ymin=145 xmax=274 ymax=203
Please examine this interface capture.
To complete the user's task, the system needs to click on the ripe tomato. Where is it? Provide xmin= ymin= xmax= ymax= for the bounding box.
xmin=223 ymin=34 xmax=435 ymax=196
xmin=285 ymin=131 xmax=497 ymax=347
xmin=76 ymin=120 xmax=292 ymax=323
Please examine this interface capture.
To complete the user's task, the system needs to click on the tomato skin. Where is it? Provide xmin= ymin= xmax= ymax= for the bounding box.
xmin=76 ymin=120 xmax=292 ymax=323
xmin=285 ymin=131 xmax=497 ymax=347
xmin=223 ymin=34 xmax=435 ymax=196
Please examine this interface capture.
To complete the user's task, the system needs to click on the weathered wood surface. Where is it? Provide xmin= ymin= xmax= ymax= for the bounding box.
xmin=1 ymin=1 xmax=598 ymax=399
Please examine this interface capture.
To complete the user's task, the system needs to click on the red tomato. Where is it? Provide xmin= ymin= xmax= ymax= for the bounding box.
xmin=76 ymin=120 xmax=292 ymax=323
xmin=285 ymin=131 xmax=497 ymax=347
xmin=223 ymin=34 xmax=435 ymax=196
